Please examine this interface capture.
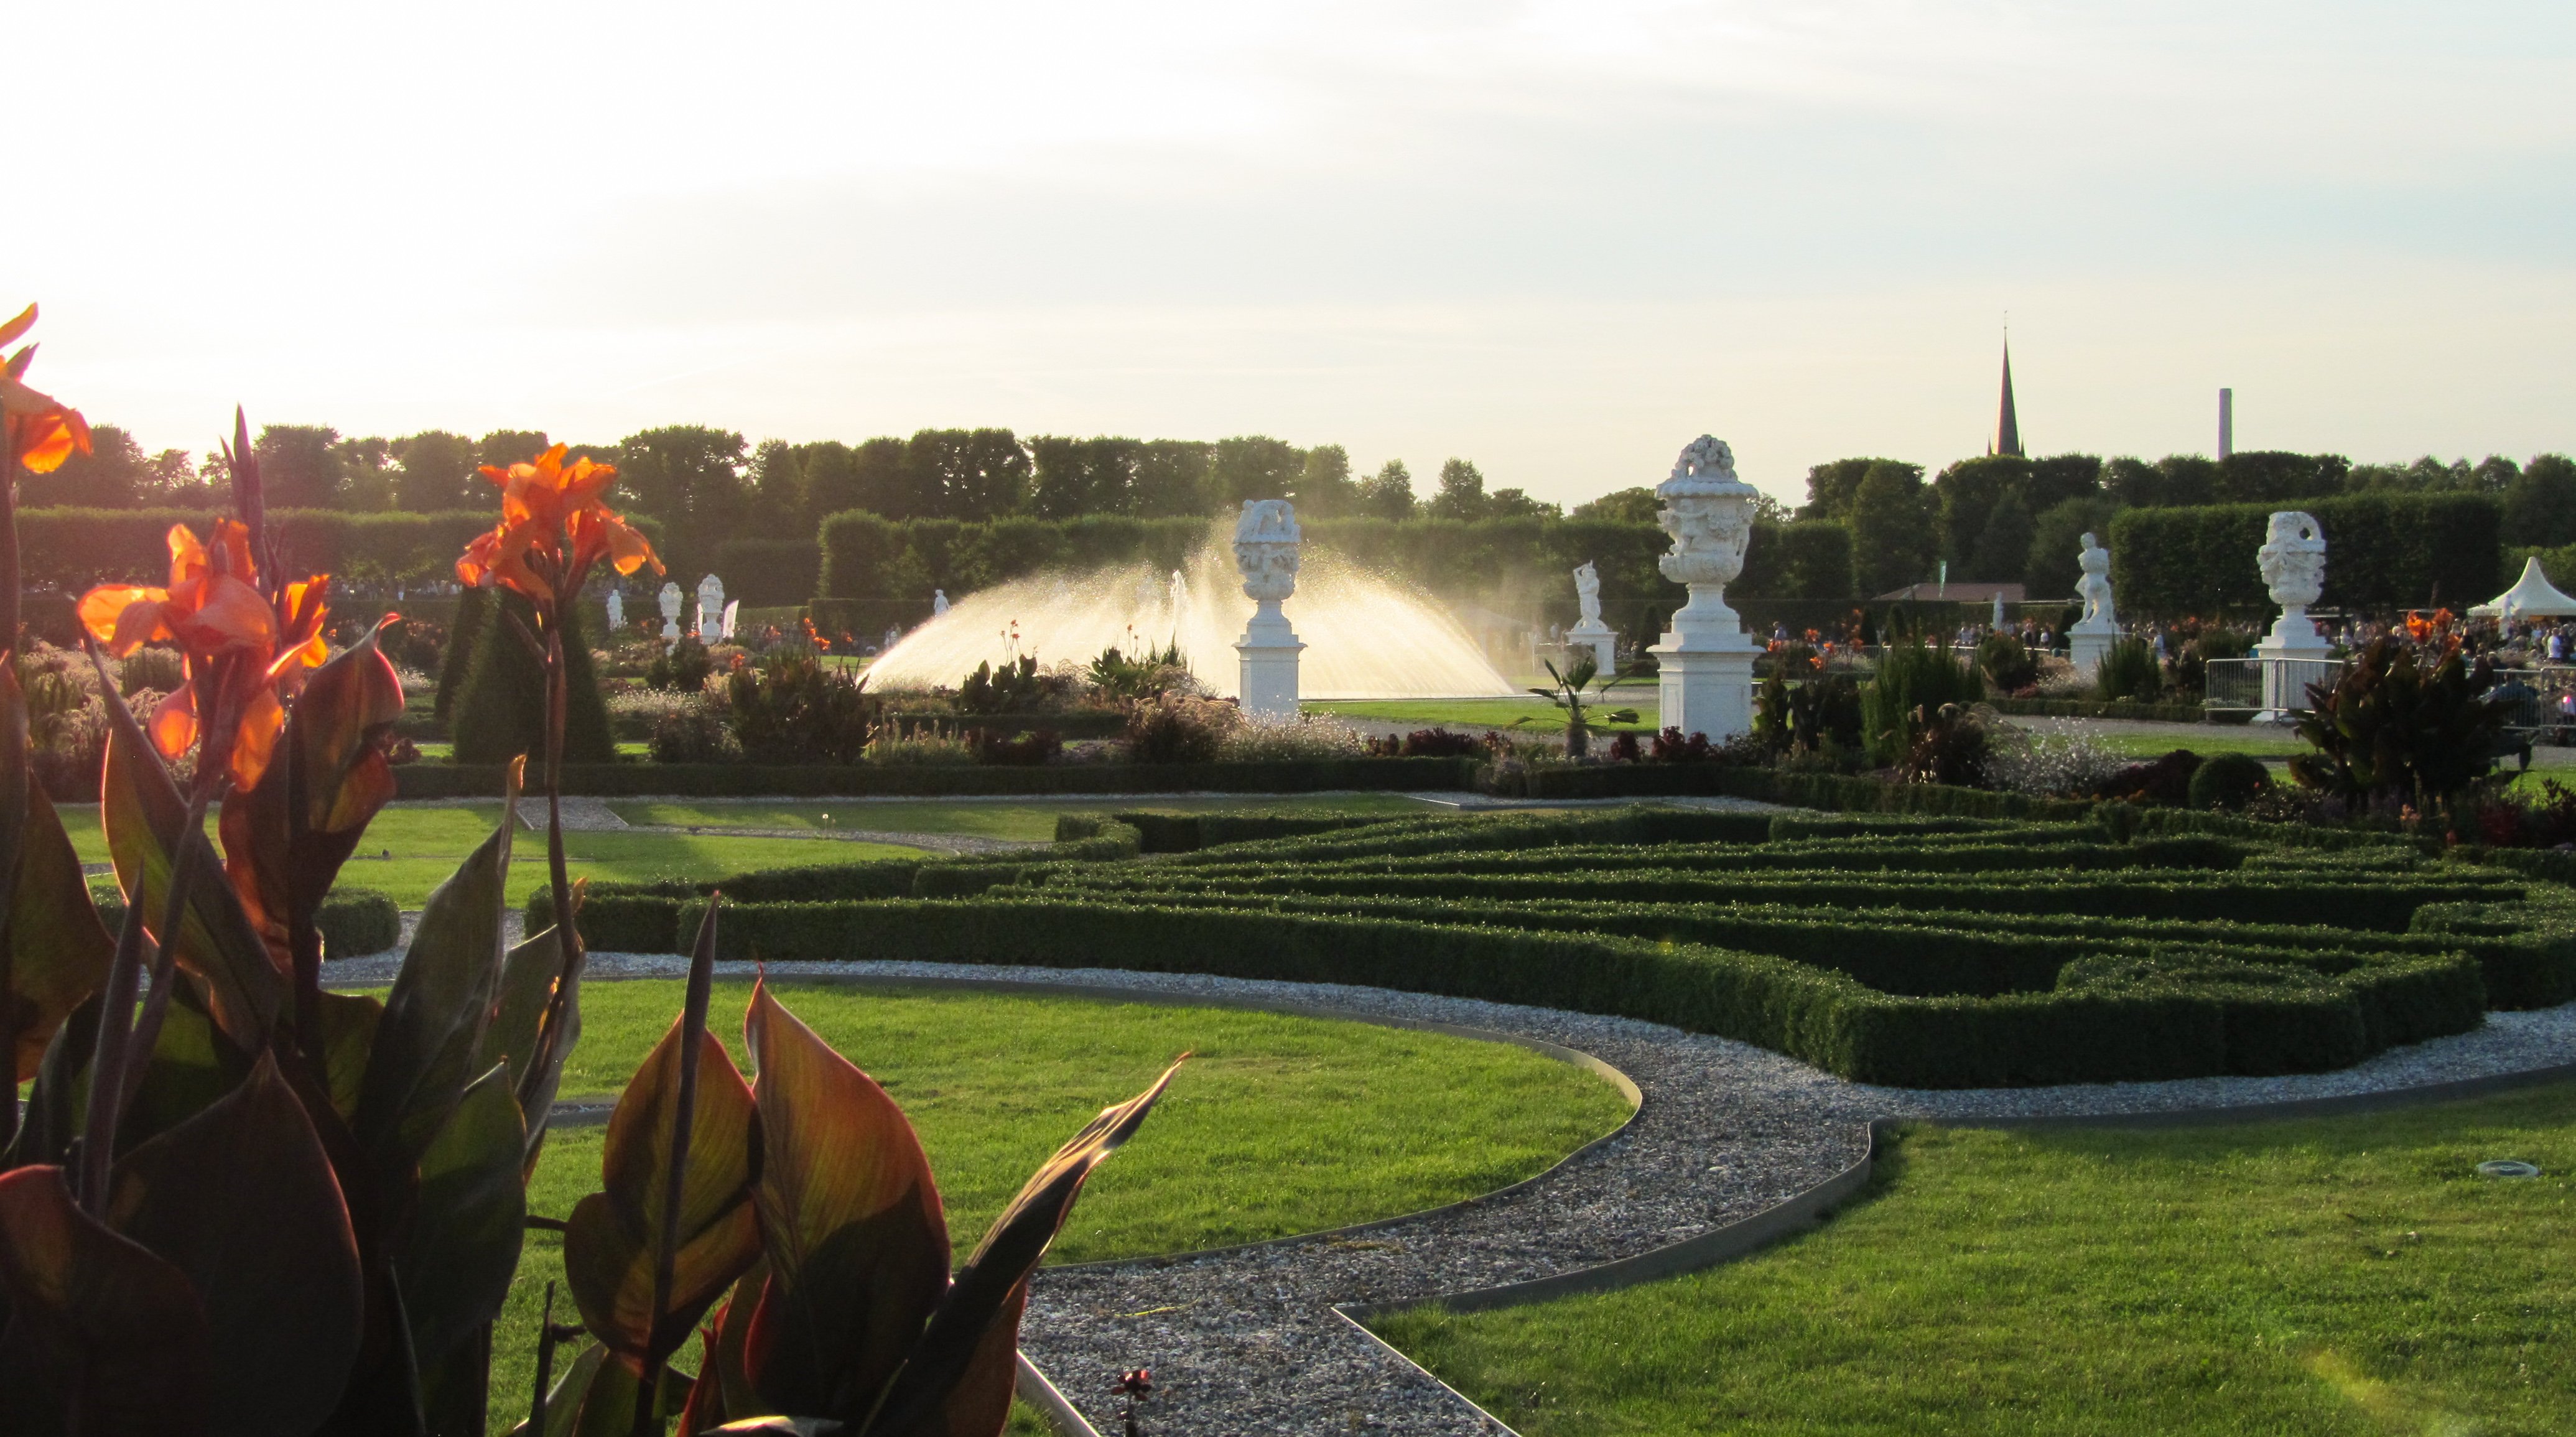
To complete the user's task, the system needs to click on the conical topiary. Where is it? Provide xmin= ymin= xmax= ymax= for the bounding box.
xmin=450 ymin=587 xmax=616 ymax=765
xmin=433 ymin=584 xmax=491 ymax=725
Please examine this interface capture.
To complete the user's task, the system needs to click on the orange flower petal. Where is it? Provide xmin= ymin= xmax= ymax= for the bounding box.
xmin=78 ymin=585 xmax=167 ymax=651
xmin=0 ymin=303 xmax=33 ymax=351
xmin=149 ymin=686 xmax=200 ymax=760
xmin=172 ymin=574 xmax=276 ymax=653
xmin=165 ymin=524 xmax=210 ymax=587
xmin=229 ymin=686 xmax=284 ymax=793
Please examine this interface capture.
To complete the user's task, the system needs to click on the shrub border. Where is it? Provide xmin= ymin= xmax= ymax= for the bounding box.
xmin=396 ymin=755 xmax=1477 ymax=799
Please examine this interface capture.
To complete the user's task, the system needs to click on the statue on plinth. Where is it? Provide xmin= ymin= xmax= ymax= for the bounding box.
xmin=606 ymin=587 xmax=625 ymax=634
xmin=2075 ymin=533 xmax=2117 ymax=632
xmin=658 ymin=582 xmax=683 ymax=641
xmin=1647 ymin=435 xmax=1762 ymax=743
xmin=2254 ymin=511 xmax=2331 ymax=719
xmin=695 ymin=574 xmax=725 ymax=640
xmin=1231 ymin=499 xmax=1304 ymax=718
xmin=1566 ymin=560 xmax=1617 ymax=676
xmin=933 ymin=589 xmax=950 ymax=616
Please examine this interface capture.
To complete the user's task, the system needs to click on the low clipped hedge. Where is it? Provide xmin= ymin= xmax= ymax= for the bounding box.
xmin=527 ymin=801 xmax=2558 ymax=1086
xmin=1984 ymin=696 xmax=2215 ymax=723
xmin=94 ymin=885 xmax=404 ymax=960
xmin=398 ymin=756 xmax=1477 ymax=799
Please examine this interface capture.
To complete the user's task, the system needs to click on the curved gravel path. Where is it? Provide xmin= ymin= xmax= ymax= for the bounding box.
xmin=302 ymin=954 xmax=2576 ymax=1435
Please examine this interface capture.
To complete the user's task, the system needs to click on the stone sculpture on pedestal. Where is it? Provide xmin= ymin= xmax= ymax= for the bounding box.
xmin=1645 ymin=435 xmax=1762 ymax=742
xmin=695 ymin=574 xmax=725 ymax=640
xmin=1230 ymin=499 xmax=1305 ymax=719
xmin=934 ymin=590 xmax=951 ymax=616
xmin=2068 ymin=532 xmax=2119 ymax=678
xmin=658 ymin=582 xmax=683 ymax=641
xmin=1566 ymin=561 xmax=1618 ymax=676
xmin=2254 ymin=511 xmax=2332 ymax=720
xmin=605 ymin=587 xmax=624 ymax=635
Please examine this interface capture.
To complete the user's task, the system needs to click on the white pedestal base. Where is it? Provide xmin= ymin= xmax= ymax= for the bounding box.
xmin=1235 ymin=602 xmax=1304 ymax=720
xmin=1566 ymin=619 xmax=1618 ymax=678
xmin=2069 ymin=628 xmax=2116 ymax=681
xmin=2251 ymin=637 xmax=2333 ymax=723
xmin=1648 ymin=638 xmax=1759 ymax=743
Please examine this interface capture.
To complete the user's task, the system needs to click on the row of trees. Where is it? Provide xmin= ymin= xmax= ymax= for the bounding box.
xmin=1793 ymin=449 xmax=2576 ymax=599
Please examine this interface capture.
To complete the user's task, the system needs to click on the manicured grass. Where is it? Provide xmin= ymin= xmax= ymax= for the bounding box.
xmin=62 ymin=806 xmax=923 ymax=910
xmin=1306 ymin=697 xmax=1660 ymax=732
xmin=605 ymin=792 xmax=1443 ymax=839
xmin=486 ymin=980 xmax=1630 ymax=1429
xmin=1376 ymin=1082 xmax=2576 ymax=1436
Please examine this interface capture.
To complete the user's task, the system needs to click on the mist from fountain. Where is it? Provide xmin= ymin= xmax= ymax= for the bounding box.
xmin=860 ymin=531 xmax=1517 ymax=700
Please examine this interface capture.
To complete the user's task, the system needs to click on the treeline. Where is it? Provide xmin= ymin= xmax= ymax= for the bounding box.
xmin=35 ymin=421 xmax=1557 ymax=580
xmin=1779 ymin=448 xmax=2576 ymax=600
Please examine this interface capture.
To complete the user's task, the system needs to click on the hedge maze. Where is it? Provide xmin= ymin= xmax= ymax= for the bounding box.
xmin=526 ymin=805 xmax=2575 ymax=1089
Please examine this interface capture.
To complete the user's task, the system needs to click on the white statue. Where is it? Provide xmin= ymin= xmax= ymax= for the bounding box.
xmin=1647 ymin=435 xmax=1762 ymax=743
xmin=1573 ymin=561 xmax=1604 ymax=626
xmin=658 ymin=582 xmax=683 ymax=641
xmin=1566 ymin=560 xmax=1617 ymax=676
xmin=933 ymin=589 xmax=950 ymax=616
xmin=720 ymin=598 xmax=740 ymax=642
xmin=695 ymin=574 xmax=725 ymax=640
xmin=605 ymin=587 xmax=624 ymax=634
xmin=881 ymin=626 xmax=902 ymax=653
xmin=2075 ymin=532 xmax=2118 ymax=632
xmin=1231 ymin=498 xmax=1305 ymax=718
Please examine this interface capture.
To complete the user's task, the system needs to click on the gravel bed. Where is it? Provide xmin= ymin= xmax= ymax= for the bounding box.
xmin=312 ymin=952 xmax=2576 ymax=1433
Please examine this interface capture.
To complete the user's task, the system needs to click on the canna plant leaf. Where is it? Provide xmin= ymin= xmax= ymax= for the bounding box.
xmin=98 ymin=698 xmax=279 ymax=1046
xmin=105 ymin=1051 xmax=367 ymax=1435
xmin=401 ymin=1061 xmax=529 ymax=1384
xmin=111 ymin=980 xmax=244 ymax=1157
xmin=739 ymin=979 xmax=951 ymax=1419
xmin=0 ymin=1163 xmax=213 ymax=1436
xmin=0 ymin=659 xmax=30 ymax=941
xmin=859 ymin=1057 xmax=1184 ymax=1437
xmin=218 ymin=619 xmax=404 ymax=976
xmin=353 ymin=771 xmax=516 ymax=1199
xmin=563 ymin=1026 xmax=763 ymax=1366
xmin=4 ymin=778 xmax=116 ymax=1081
xmin=4 ymin=988 xmax=101 ymax=1170
xmin=478 ymin=921 xmax=580 ymax=1178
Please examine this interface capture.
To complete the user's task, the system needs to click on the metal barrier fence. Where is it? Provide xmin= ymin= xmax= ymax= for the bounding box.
xmin=2203 ymin=657 xmax=2344 ymax=717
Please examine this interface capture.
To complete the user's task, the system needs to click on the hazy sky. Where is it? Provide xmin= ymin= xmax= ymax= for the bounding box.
xmin=16 ymin=1 xmax=2573 ymax=509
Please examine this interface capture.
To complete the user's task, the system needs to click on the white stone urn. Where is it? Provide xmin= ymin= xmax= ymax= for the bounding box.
xmin=658 ymin=581 xmax=683 ymax=641
xmin=1647 ymin=436 xmax=1762 ymax=742
xmin=1230 ymin=499 xmax=1305 ymax=718
xmin=2254 ymin=510 xmax=2332 ymax=718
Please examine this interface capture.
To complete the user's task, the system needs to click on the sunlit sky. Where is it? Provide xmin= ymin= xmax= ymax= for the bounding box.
xmin=16 ymin=1 xmax=2573 ymax=508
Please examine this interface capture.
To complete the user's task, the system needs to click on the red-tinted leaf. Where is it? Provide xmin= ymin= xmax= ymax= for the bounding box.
xmin=6 ymin=781 xmax=116 ymax=1080
xmin=564 ymin=1025 xmax=763 ymax=1364
xmin=740 ymin=980 xmax=949 ymax=1418
xmin=477 ymin=922 xmax=580 ymax=1178
xmin=861 ymin=1058 xmax=1184 ymax=1437
xmin=99 ymin=707 xmax=278 ymax=1045
xmin=0 ymin=1164 xmax=213 ymax=1436
xmin=106 ymin=1053 xmax=366 ymax=1436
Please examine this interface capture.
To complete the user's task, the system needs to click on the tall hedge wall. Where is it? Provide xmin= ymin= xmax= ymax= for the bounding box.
xmin=2109 ymin=493 xmax=2500 ymax=616
xmin=16 ymin=507 xmax=664 ymax=592
xmin=813 ymin=511 xmax=1856 ymax=638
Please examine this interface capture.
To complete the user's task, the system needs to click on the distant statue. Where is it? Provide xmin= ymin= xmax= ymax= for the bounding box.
xmin=658 ymin=582 xmax=683 ymax=641
xmin=2074 ymin=532 xmax=2117 ymax=632
xmin=1232 ymin=498 xmax=1303 ymax=602
xmin=1573 ymin=561 xmax=1604 ymax=626
xmin=695 ymin=574 xmax=725 ymax=639
xmin=2257 ymin=511 xmax=2327 ymax=609
xmin=881 ymin=626 xmax=902 ymax=653
xmin=605 ymin=587 xmax=624 ymax=633
xmin=933 ymin=589 xmax=950 ymax=616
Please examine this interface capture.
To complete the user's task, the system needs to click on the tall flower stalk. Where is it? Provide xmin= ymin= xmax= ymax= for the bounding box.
xmin=456 ymin=444 xmax=661 ymax=1109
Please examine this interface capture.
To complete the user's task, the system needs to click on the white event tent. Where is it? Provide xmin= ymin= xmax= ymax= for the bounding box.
xmin=2472 ymin=556 xmax=2576 ymax=618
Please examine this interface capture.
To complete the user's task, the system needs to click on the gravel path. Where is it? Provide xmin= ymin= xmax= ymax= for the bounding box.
xmin=318 ymin=952 xmax=2576 ymax=1435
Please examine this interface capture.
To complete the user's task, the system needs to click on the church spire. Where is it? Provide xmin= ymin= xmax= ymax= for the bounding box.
xmin=1990 ymin=336 xmax=2024 ymax=458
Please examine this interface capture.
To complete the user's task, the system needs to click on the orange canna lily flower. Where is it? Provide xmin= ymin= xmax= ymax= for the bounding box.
xmin=1 ymin=302 xmax=93 ymax=475
xmin=456 ymin=443 xmax=661 ymax=608
xmin=76 ymin=518 xmax=332 ymax=791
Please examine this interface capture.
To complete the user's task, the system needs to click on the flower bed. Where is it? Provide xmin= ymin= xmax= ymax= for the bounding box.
xmin=532 ymin=804 xmax=2568 ymax=1087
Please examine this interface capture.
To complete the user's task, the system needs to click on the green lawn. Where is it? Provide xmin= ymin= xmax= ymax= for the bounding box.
xmin=1377 ymin=1082 xmax=2576 ymax=1436
xmin=63 ymin=806 xmax=923 ymax=910
xmin=607 ymin=793 xmax=1443 ymax=839
xmin=1306 ymin=697 xmax=1662 ymax=732
xmin=489 ymin=980 xmax=1631 ymax=1430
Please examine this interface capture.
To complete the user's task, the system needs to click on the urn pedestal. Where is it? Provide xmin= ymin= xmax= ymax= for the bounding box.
xmin=1645 ymin=436 xmax=1762 ymax=743
xmin=1235 ymin=602 xmax=1305 ymax=720
xmin=1650 ymin=623 xmax=1760 ymax=743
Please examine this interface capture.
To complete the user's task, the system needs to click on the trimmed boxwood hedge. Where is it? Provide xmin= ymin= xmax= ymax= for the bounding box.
xmin=529 ymin=801 xmax=2557 ymax=1086
xmin=94 ymin=885 xmax=404 ymax=960
xmin=397 ymin=755 xmax=1478 ymax=799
